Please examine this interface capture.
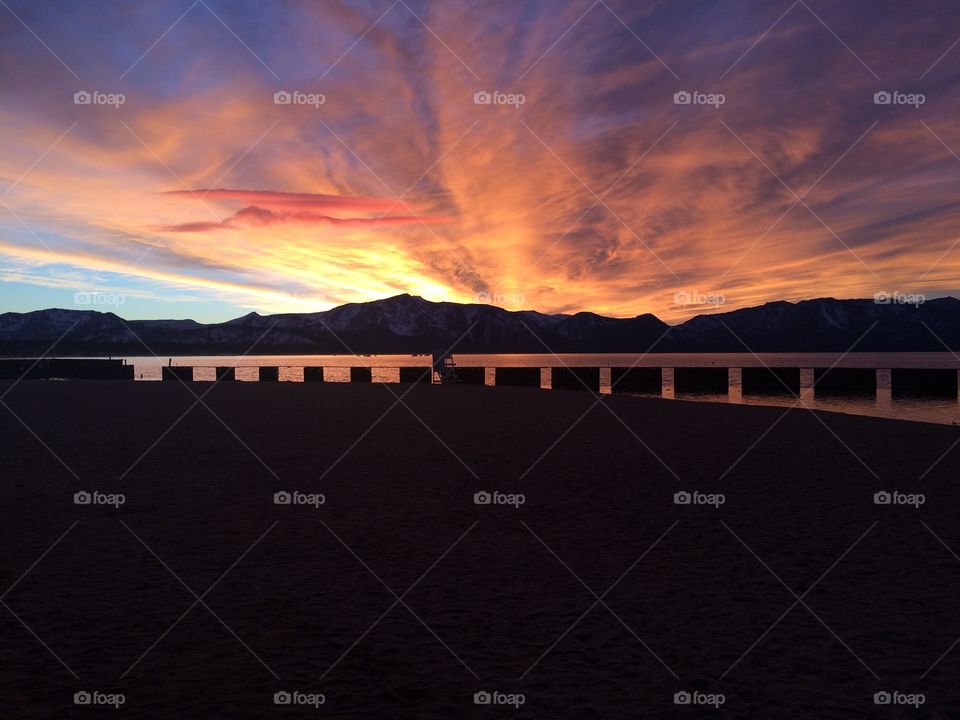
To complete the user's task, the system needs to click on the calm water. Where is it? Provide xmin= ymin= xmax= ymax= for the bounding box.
xmin=122 ymin=353 xmax=960 ymax=426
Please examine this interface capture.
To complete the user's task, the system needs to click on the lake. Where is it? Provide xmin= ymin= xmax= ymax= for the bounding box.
xmin=120 ymin=352 xmax=960 ymax=426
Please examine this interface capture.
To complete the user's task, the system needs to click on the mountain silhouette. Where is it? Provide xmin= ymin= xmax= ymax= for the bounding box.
xmin=1 ymin=294 xmax=958 ymax=354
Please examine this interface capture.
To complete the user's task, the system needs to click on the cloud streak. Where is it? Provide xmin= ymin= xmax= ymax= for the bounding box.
xmin=161 ymin=188 xmax=421 ymax=212
xmin=160 ymin=189 xmax=453 ymax=231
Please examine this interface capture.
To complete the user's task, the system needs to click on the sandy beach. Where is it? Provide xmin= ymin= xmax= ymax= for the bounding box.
xmin=2 ymin=380 xmax=960 ymax=718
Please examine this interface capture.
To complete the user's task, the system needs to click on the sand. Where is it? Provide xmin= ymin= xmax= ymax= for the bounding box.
xmin=1 ymin=380 xmax=959 ymax=718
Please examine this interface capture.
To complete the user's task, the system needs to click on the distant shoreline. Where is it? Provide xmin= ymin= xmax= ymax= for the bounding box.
xmin=4 ymin=295 xmax=960 ymax=353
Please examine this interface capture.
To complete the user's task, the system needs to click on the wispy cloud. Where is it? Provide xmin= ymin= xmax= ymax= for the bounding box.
xmin=161 ymin=189 xmax=453 ymax=231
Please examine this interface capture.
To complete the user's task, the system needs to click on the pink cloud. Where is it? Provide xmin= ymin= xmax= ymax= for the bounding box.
xmin=162 ymin=196 xmax=453 ymax=232
xmin=162 ymin=188 xmax=422 ymax=213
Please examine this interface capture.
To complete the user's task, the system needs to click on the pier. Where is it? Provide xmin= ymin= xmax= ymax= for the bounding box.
xmin=4 ymin=362 xmax=959 ymax=409
xmin=0 ymin=358 xmax=134 ymax=380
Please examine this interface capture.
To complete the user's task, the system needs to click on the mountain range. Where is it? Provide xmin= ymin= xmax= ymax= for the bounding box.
xmin=1 ymin=294 xmax=958 ymax=355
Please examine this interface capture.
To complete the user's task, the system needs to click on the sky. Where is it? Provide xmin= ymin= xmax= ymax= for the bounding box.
xmin=1 ymin=0 xmax=960 ymax=323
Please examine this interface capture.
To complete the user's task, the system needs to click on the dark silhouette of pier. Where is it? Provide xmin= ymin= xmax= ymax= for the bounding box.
xmin=0 ymin=358 xmax=133 ymax=380
xmin=3 ymin=360 xmax=959 ymax=400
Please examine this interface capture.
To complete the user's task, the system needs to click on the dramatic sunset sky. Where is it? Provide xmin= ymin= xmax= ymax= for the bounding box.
xmin=2 ymin=0 xmax=960 ymax=322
